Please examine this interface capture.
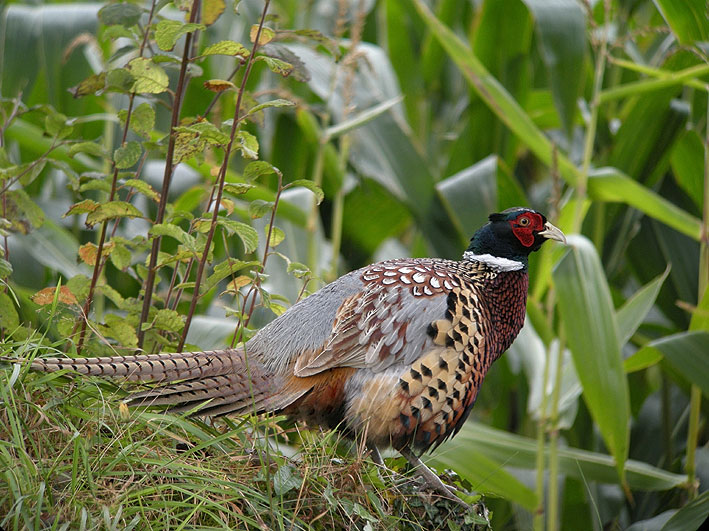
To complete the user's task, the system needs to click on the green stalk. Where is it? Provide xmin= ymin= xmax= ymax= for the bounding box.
xmin=547 ymin=336 xmax=566 ymax=531
xmin=534 ymin=340 xmax=553 ymax=531
xmin=686 ymin=91 xmax=709 ymax=498
xmin=573 ymin=3 xmax=609 ymax=234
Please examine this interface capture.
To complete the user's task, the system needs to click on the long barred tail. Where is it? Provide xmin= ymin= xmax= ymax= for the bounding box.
xmin=27 ymin=349 xmax=309 ymax=417
xmin=30 ymin=349 xmax=242 ymax=383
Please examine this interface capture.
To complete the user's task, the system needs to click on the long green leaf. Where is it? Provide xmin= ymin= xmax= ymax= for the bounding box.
xmin=616 ymin=268 xmax=670 ymax=346
xmin=661 ymin=490 xmax=709 ymax=531
xmin=432 ymin=422 xmax=687 ymax=492
xmin=431 ymin=448 xmax=537 ymax=510
xmin=635 ymin=332 xmax=709 ymax=397
xmin=653 ymin=0 xmax=709 ymax=46
xmin=412 ymin=0 xmax=579 ymax=186
xmin=521 ymin=0 xmax=586 ymax=138
xmin=553 ymin=235 xmax=629 ymax=484
xmin=587 ymin=168 xmax=702 ymax=240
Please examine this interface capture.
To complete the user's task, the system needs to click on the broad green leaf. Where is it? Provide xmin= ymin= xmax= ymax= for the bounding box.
xmin=0 ymin=258 xmax=13 ymax=279
xmin=109 ymin=243 xmax=131 ymax=271
xmin=671 ymin=130 xmax=704 ymax=210
xmin=215 ymin=219 xmax=258 ymax=253
xmin=155 ymin=20 xmax=205 ymax=51
xmin=69 ymin=142 xmax=106 ymax=158
xmin=249 ymin=200 xmax=273 ymax=219
xmin=323 ymin=97 xmax=403 ymax=141
xmin=432 ymin=448 xmax=537 ymax=510
xmin=616 ymin=268 xmax=670 ymax=346
xmin=587 ymin=168 xmax=702 ymax=241
xmin=266 ymin=226 xmax=285 ymax=247
xmin=153 ymin=309 xmax=184 ymax=333
xmin=98 ymin=3 xmax=142 ymax=27
xmin=44 ymin=112 xmax=73 ymax=139
xmin=286 ymin=180 xmax=324 ymax=205
xmin=69 ymin=72 xmax=107 ymax=98
xmin=636 ymin=332 xmax=709 ymax=397
xmin=103 ymin=314 xmax=138 ymax=348
xmin=202 ymin=259 xmax=259 ymax=293
xmin=554 ymin=235 xmax=629 ymax=483
xmin=434 ymin=422 xmax=687 ymax=492
xmin=6 ymin=189 xmax=45 ymax=231
xmin=85 ymin=201 xmax=143 ymax=227
xmin=150 ymin=223 xmax=197 ymax=250
xmin=127 ymin=102 xmax=155 ymax=138
xmin=123 ymin=179 xmax=158 ymax=201
xmin=272 ymin=464 xmax=301 ymax=496
xmin=653 ymin=0 xmax=709 ymax=46
xmin=127 ymin=58 xmax=169 ymax=94
xmin=244 ymin=161 xmax=280 ymax=180
xmin=236 ymin=130 xmax=259 ymax=159
xmin=246 ymin=98 xmax=295 ymax=116
xmin=436 ymin=156 xmax=498 ymax=247
xmin=113 ymin=141 xmax=142 ymax=169
xmin=224 ymin=183 xmax=256 ymax=196
xmin=257 ymin=56 xmax=294 ymax=77
xmin=201 ymin=40 xmax=249 ymax=58
xmin=521 ymin=0 xmax=586 ymax=137
xmin=661 ymin=490 xmax=709 ymax=531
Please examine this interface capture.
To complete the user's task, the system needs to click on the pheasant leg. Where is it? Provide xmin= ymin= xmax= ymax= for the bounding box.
xmin=399 ymin=446 xmax=470 ymax=509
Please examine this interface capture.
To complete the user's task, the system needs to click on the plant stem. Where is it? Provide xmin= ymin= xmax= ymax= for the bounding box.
xmin=573 ymin=0 xmax=609 ymax=234
xmin=547 ymin=336 xmax=566 ymax=531
xmin=686 ymin=90 xmax=709 ymax=498
xmin=534 ymin=340 xmax=552 ymax=531
xmin=177 ymin=0 xmax=271 ymax=352
xmin=137 ymin=0 xmax=201 ymax=350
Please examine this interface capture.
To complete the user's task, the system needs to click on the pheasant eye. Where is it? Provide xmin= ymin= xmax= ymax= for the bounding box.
xmin=518 ymin=216 xmax=530 ymax=227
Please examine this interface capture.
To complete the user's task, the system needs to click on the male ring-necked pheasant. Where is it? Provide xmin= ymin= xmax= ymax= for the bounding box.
xmin=29 ymin=207 xmax=565 ymax=501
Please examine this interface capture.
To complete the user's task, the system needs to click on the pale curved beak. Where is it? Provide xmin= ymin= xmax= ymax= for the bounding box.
xmin=539 ymin=221 xmax=567 ymax=244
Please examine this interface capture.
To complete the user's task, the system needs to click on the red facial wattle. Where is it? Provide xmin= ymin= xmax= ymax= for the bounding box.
xmin=510 ymin=212 xmax=544 ymax=247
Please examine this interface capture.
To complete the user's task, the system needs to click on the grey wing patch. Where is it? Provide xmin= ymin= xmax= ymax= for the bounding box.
xmin=294 ymin=282 xmax=449 ymax=376
xmin=248 ymin=270 xmax=365 ymax=375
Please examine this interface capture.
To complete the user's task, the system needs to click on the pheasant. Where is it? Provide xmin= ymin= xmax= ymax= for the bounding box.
xmin=28 ymin=207 xmax=565 ymax=502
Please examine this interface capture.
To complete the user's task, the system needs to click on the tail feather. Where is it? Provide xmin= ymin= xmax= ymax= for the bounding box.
xmin=31 ymin=349 xmax=241 ymax=382
xmin=30 ymin=348 xmax=311 ymax=418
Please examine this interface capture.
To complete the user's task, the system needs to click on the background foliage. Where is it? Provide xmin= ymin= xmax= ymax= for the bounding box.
xmin=1 ymin=0 xmax=708 ymax=529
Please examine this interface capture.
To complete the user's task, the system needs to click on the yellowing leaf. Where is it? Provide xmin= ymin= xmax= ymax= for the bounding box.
xmin=32 ymin=286 xmax=78 ymax=306
xmin=250 ymin=25 xmax=275 ymax=45
xmin=128 ymin=57 xmax=169 ymax=94
xmin=204 ymin=79 xmax=236 ymax=92
xmin=201 ymin=40 xmax=249 ymax=58
xmin=202 ymin=0 xmax=226 ymax=25
xmin=85 ymin=201 xmax=143 ymax=228
xmin=78 ymin=242 xmax=99 ymax=266
xmin=114 ymin=141 xmax=142 ymax=169
xmin=65 ymin=199 xmax=99 ymax=217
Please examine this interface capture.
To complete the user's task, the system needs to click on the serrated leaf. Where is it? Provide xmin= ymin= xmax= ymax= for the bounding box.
xmin=85 ymin=201 xmax=143 ymax=228
xmin=243 ymin=160 xmax=279 ymax=180
xmin=272 ymin=464 xmax=301 ymax=496
xmin=155 ymin=20 xmax=205 ymax=51
xmin=204 ymin=79 xmax=236 ymax=92
xmin=201 ymin=40 xmax=249 ymax=58
xmin=266 ymin=226 xmax=285 ymax=247
xmin=286 ymin=179 xmax=324 ymax=205
xmin=104 ymin=314 xmax=138 ymax=348
xmin=114 ymin=141 xmax=142 ymax=169
xmin=128 ymin=57 xmax=169 ymax=94
xmin=216 ymin=219 xmax=258 ymax=253
xmin=78 ymin=242 xmax=99 ymax=266
xmin=223 ymin=183 xmax=256 ymax=195
xmin=175 ymin=121 xmax=230 ymax=145
xmin=202 ymin=259 xmax=259 ymax=293
xmin=6 ymin=190 xmax=45 ymax=232
xmin=98 ymin=3 xmax=142 ymax=27
xmin=123 ymin=179 xmax=159 ymax=201
xmin=246 ymin=98 xmax=295 ymax=115
xmin=236 ymin=130 xmax=259 ymax=159
xmin=69 ymin=142 xmax=106 ymax=158
xmin=150 ymin=223 xmax=196 ymax=249
xmin=106 ymin=68 xmax=135 ymax=92
xmin=153 ymin=308 xmax=183 ymax=332
xmin=257 ymin=56 xmax=293 ymax=77
xmin=31 ymin=286 xmax=78 ymax=306
xmin=130 ymin=102 xmax=155 ymax=137
xmin=287 ymin=261 xmax=311 ymax=279
xmin=0 ymin=258 xmax=13 ymax=279
xmin=44 ymin=112 xmax=73 ymax=139
xmin=250 ymin=25 xmax=275 ymax=45
xmin=69 ymin=72 xmax=107 ymax=98
xmin=249 ymin=199 xmax=273 ymax=219
xmin=110 ymin=243 xmax=131 ymax=271
xmin=67 ymin=275 xmax=91 ymax=302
